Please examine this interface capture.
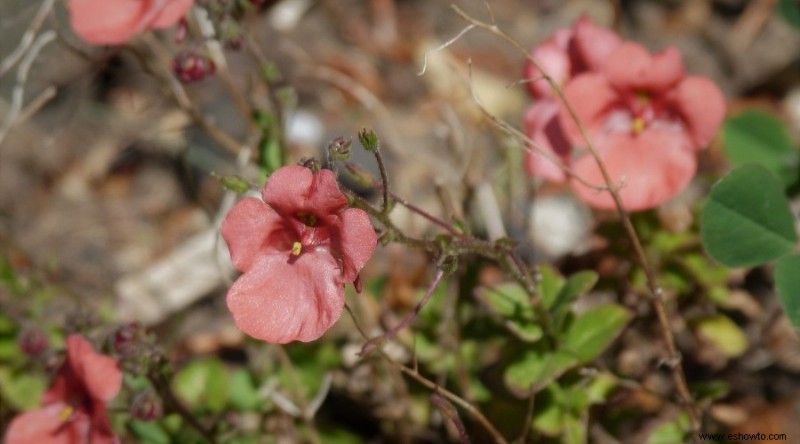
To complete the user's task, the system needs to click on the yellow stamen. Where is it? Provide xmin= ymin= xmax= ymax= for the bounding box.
xmin=292 ymin=242 xmax=302 ymax=256
xmin=631 ymin=118 xmax=645 ymax=136
xmin=59 ymin=406 xmax=74 ymax=422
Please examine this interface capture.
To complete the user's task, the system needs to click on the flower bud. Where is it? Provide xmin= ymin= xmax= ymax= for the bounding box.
xmin=18 ymin=329 xmax=48 ymax=357
xmin=113 ymin=322 xmax=140 ymax=353
xmin=172 ymin=52 xmax=217 ymax=84
xmin=131 ymin=391 xmax=163 ymax=421
xmin=328 ymin=137 xmax=352 ymax=161
xmin=357 ymin=128 xmax=380 ymax=152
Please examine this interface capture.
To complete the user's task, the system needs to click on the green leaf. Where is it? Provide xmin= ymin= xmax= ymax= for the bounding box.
xmin=228 ymin=369 xmax=261 ymax=411
xmin=504 ymin=344 xmax=578 ymax=394
xmin=563 ymin=304 xmax=631 ymax=363
xmin=776 ymin=254 xmax=800 ymax=331
xmin=0 ymin=369 xmax=46 ymax=410
xmin=477 ymin=284 xmax=543 ymax=342
xmin=701 ymin=165 xmax=797 ymax=268
xmin=129 ymin=420 xmax=171 ymax=444
xmin=780 ymin=0 xmax=800 ymax=29
xmin=173 ymin=359 xmax=228 ymax=413
xmin=538 ymin=265 xmax=565 ymax=309
xmin=503 ymin=304 xmax=629 ymax=395
xmin=693 ymin=315 xmax=749 ymax=357
xmin=723 ymin=111 xmax=797 ymax=184
xmin=646 ymin=413 xmax=690 ymax=444
xmin=550 ymin=271 xmax=598 ymax=328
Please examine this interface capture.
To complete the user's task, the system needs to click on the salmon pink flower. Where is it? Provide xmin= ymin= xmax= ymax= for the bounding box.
xmin=221 ymin=165 xmax=377 ymax=344
xmin=523 ymin=18 xmax=621 ymax=182
xmin=68 ymin=0 xmax=194 ymax=45
xmin=524 ymin=17 xmax=622 ymax=99
xmin=4 ymin=335 xmax=123 ymax=444
xmin=559 ymin=42 xmax=726 ymax=210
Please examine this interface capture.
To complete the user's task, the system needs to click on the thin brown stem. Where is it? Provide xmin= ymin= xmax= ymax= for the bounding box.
xmin=345 ymin=305 xmax=508 ymax=443
xmin=361 ymin=269 xmax=445 ymax=355
xmin=148 ymin=369 xmax=218 ymax=444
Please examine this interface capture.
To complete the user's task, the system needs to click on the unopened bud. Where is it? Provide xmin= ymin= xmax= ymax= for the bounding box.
xmin=131 ymin=391 xmax=163 ymax=421
xmin=357 ymin=128 xmax=380 ymax=152
xmin=328 ymin=137 xmax=352 ymax=161
xmin=18 ymin=329 xmax=48 ymax=357
xmin=113 ymin=322 xmax=140 ymax=354
xmin=172 ymin=52 xmax=216 ymax=83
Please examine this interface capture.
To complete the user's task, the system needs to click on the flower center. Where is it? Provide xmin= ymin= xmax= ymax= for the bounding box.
xmin=291 ymin=241 xmax=302 ymax=256
xmin=296 ymin=212 xmax=317 ymax=227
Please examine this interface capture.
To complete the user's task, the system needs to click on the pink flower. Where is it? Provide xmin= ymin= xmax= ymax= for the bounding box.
xmin=4 ymin=335 xmax=123 ymax=444
xmin=524 ymin=17 xmax=622 ymax=99
xmin=559 ymin=42 xmax=726 ymax=210
xmin=68 ymin=0 xmax=194 ymax=45
xmin=523 ymin=18 xmax=621 ymax=182
xmin=221 ymin=165 xmax=377 ymax=344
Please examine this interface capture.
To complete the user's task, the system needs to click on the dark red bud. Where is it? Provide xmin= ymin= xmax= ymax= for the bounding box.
xmin=18 ymin=329 xmax=48 ymax=357
xmin=172 ymin=52 xmax=216 ymax=84
xmin=131 ymin=391 xmax=163 ymax=421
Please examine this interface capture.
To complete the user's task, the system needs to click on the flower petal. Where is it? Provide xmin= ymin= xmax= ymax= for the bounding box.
xmin=559 ymin=73 xmax=621 ymax=145
xmin=668 ymin=76 xmax=726 ymax=149
xmin=221 ymin=197 xmax=285 ymax=272
xmin=226 ymin=253 xmax=345 ymax=343
xmin=263 ymin=166 xmax=347 ymax=218
xmin=524 ymin=100 xmax=571 ymax=182
xmin=332 ymin=208 xmax=377 ymax=282
xmin=4 ymin=403 xmax=77 ymax=444
xmin=525 ymin=33 xmax=572 ymax=98
xmin=602 ymin=43 xmax=685 ymax=91
xmin=66 ymin=335 xmax=122 ymax=402
xmin=571 ymin=128 xmax=696 ymax=211
xmin=150 ymin=0 xmax=194 ymax=28
xmin=67 ymin=0 xmax=147 ymax=45
xmin=571 ymin=17 xmax=622 ymax=71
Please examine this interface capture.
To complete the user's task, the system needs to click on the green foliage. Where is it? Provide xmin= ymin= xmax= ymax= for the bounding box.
xmin=692 ymin=314 xmax=748 ymax=357
xmin=722 ymin=110 xmax=797 ymax=185
xmin=172 ymin=358 xmax=229 ymax=413
xmin=701 ymin=164 xmax=796 ymax=268
xmin=254 ymin=110 xmax=285 ymax=176
xmin=476 ymin=283 xmax=543 ymax=342
xmin=531 ymin=373 xmax=617 ymax=442
xmin=775 ymin=255 xmax=800 ymax=331
xmin=646 ymin=413 xmax=690 ymax=444
xmin=779 ymin=0 xmax=800 ymax=28
xmin=503 ymin=304 xmax=630 ymax=394
xmin=128 ymin=420 xmax=171 ymax=444
xmin=0 ymin=368 xmax=47 ymax=410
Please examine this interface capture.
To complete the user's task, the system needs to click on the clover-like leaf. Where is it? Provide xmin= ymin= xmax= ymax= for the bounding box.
xmin=701 ymin=164 xmax=796 ymax=268
xmin=723 ymin=111 xmax=796 ymax=184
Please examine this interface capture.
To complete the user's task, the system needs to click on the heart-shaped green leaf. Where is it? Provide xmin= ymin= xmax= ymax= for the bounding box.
xmin=723 ymin=111 xmax=796 ymax=184
xmin=701 ymin=164 xmax=797 ymax=268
